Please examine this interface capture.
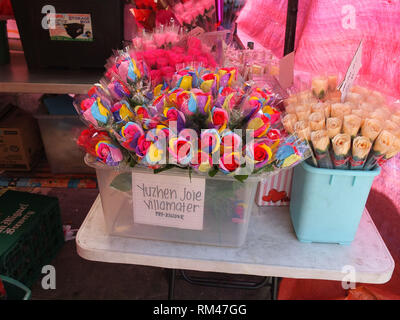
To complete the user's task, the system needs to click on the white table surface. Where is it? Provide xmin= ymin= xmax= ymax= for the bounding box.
xmin=76 ymin=195 xmax=394 ymax=284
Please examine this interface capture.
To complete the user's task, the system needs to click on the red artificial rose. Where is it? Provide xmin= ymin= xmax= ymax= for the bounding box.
xmin=212 ymin=109 xmax=227 ymax=126
xmin=222 ymin=154 xmax=239 ymax=172
xmin=177 ymin=140 xmax=190 ymax=159
xmin=167 ymin=108 xmax=178 ymax=121
xmin=254 ymin=145 xmax=267 ymax=161
xmin=203 ymin=73 xmax=215 ymax=81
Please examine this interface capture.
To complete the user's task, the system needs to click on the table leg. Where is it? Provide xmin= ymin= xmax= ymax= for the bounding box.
xmin=168 ymin=269 xmax=176 ymax=300
xmin=270 ymin=277 xmax=280 ymax=300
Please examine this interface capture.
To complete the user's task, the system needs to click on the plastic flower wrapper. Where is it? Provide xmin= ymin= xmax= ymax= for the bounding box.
xmin=74 ymin=93 xmax=113 ymax=130
xmin=77 ymin=127 xmax=124 ymax=167
xmin=171 ymin=0 xmax=216 ymax=32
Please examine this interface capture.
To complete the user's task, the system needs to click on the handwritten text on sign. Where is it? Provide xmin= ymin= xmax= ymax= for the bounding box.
xmin=132 ymin=172 xmax=205 ymax=230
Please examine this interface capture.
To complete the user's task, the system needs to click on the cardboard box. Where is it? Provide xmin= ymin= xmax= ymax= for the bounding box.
xmin=0 ymin=106 xmax=43 ymax=171
xmin=256 ymin=168 xmax=293 ymax=206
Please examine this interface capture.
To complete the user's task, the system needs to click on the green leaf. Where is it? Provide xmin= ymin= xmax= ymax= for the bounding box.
xmin=110 ymin=173 xmax=132 ymax=193
xmin=208 ymin=167 xmax=218 ymax=177
xmin=234 ymin=175 xmax=248 ymax=183
xmin=153 ymin=164 xmax=175 ymax=174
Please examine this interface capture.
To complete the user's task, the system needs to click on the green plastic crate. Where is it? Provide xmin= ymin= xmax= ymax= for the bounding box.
xmin=0 ymin=190 xmax=64 ymax=288
xmin=1 ymin=275 xmax=31 ymax=300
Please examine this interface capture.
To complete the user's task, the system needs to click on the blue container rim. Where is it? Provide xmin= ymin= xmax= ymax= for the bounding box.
xmin=301 ymin=160 xmax=381 ymax=177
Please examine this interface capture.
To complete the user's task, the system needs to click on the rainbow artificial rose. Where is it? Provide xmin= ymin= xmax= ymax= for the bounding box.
xmin=162 ymin=107 xmax=186 ymax=132
xmin=262 ymin=104 xmax=280 ymax=125
xmin=241 ymin=96 xmax=263 ymax=121
xmin=135 ymin=134 xmax=151 ymax=159
xmin=82 ymin=97 xmax=111 ymax=128
xmin=210 ymin=107 xmax=229 ymax=133
xmin=219 ymin=152 xmax=241 ymax=175
xmin=265 ymin=128 xmax=281 ymax=150
xmin=215 ymin=87 xmax=237 ymax=111
xmin=200 ymin=128 xmax=221 ymax=156
xmin=134 ymin=105 xmax=150 ymax=121
xmin=217 ymin=67 xmax=236 ymax=88
xmin=246 ymin=113 xmax=270 ymax=138
xmin=108 ymin=79 xmax=132 ymax=99
xmin=193 ymin=90 xmax=212 ymax=115
xmin=169 ymin=136 xmax=194 ymax=166
xmin=176 ymin=91 xmax=197 ymax=116
xmin=191 ymin=150 xmax=213 ymax=173
xmin=220 ymin=130 xmax=242 ymax=154
xmin=200 ymin=72 xmax=218 ymax=95
xmin=95 ymin=140 xmax=124 ymax=166
xmin=111 ymin=100 xmax=134 ymax=123
xmin=246 ymin=140 xmax=273 ymax=169
xmin=119 ymin=122 xmax=144 ymax=151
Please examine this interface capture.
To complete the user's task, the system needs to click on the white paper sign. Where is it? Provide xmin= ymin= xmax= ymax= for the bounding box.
xmin=132 ymin=172 xmax=205 ymax=230
xmin=339 ymin=40 xmax=363 ymax=102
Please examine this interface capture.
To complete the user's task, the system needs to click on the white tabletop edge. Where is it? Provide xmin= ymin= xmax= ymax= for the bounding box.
xmin=76 ymin=195 xmax=395 ymax=284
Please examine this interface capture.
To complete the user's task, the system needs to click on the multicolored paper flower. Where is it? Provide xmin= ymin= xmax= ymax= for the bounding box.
xmin=81 ymin=97 xmax=111 ymax=128
xmin=210 ymin=107 xmax=229 ymax=133
xmin=246 ymin=140 xmax=273 ymax=169
xmin=111 ymin=100 xmax=134 ymax=123
xmin=95 ymin=140 xmax=124 ymax=166
xmin=246 ymin=113 xmax=270 ymax=138
xmin=219 ymin=152 xmax=241 ymax=175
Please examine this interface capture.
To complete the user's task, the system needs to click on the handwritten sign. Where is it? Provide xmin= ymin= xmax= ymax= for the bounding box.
xmin=132 ymin=172 xmax=205 ymax=230
xmin=339 ymin=40 xmax=363 ymax=102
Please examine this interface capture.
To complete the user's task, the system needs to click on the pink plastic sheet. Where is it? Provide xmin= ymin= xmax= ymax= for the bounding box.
xmin=237 ymin=0 xmax=400 ymax=99
xmin=238 ymin=0 xmax=400 ymax=212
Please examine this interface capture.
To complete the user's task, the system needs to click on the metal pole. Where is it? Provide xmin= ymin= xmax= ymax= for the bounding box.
xmin=284 ymin=0 xmax=299 ymax=56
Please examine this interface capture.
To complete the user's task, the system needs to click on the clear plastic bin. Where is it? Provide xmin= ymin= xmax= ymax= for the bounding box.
xmin=35 ymin=114 xmax=94 ymax=174
xmin=85 ymin=155 xmax=259 ymax=247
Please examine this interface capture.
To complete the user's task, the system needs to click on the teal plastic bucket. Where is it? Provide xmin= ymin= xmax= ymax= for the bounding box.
xmin=0 ymin=275 xmax=31 ymax=300
xmin=290 ymin=161 xmax=380 ymax=245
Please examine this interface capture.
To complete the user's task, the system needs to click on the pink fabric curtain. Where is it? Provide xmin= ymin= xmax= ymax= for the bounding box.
xmin=237 ymin=0 xmax=400 ymax=99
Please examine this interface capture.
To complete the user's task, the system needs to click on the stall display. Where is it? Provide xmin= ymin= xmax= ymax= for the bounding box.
xmin=72 ymin=29 xmax=311 ymax=246
xmin=283 ymin=77 xmax=400 ymax=171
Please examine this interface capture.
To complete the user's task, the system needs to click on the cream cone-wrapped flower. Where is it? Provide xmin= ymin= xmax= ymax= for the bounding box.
xmin=385 ymin=135 xmax=400 ymax=159
xmin=332 ymin=133 xmax=351 ymax=156
xmin=326 ymin=117 xmax=342 ymax=138
xmin=331 ymin=103 xmax=347 ymax=120
xmin=361 ymin=118 xmax=383 ymax=142
xmin=328 ymin=75 xmax=338 ymax=92
xmin=372 ymin=129 xmax=396 ymax=155
xmin=295 ymin=104 xmax=311 ymax=121
xmin=294 ymin=120 xmax=311 ymax=141
xmin=311 ymin=76 xmax=329 ymax=99
xmin=351 ymin=109 xmax=365 ymax=126
xmin=282 ymin=113 xmax=298 ymax=134
xmin=284 ymin=95 xmax=298 ymax=107
xmin=343 ymin=114 xmax=362 ymax=137
xmin=360 ymin=102 xmax=374 ymax=113
xmin=311 ymin=102 xmax=328 ymax=118
xmin=311 ymin=130 xmax=330 ymax=152
xmin=390 ymin=115 xmax=400 ymax=126
xmin=346 ymin=92 xmax=362 ymax=106
xmin=309 ymin=112 xmax=325 ymax=131
xmin=384 ymin=120 xmax=400 ymax=136
xmin=326 ymin=90 xmax=342 ymax=103
xmin=351 ymin=85 xmax=369 ymax=97
xmin=352 ymin=136 xmax=372 ymax=159
xmin=285 ymin=104 xmax=296 ymax=115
